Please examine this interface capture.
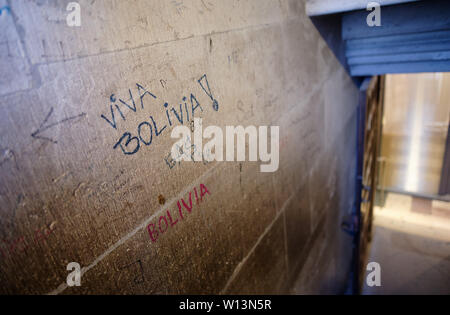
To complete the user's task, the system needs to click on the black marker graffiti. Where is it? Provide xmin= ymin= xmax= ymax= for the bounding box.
xmin=31 ymin=107 xmax=86 ymax=144
xmin=198 ymin=74 xmax=219 ymax=111
xmin=0 ymin=147 xmax=19 ymax=170
xmin=102 ymin=74 xmax=218 ymax=157
xmin=119 ymin=259 xmax=145 ymax=284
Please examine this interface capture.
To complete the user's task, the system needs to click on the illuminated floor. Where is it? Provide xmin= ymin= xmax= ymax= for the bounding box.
xmin=362 ymin=193 xmax=450 ymax=295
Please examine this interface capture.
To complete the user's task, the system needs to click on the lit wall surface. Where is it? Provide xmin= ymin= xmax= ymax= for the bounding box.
xmin=381 ymin=73 xmax=450 ymax=195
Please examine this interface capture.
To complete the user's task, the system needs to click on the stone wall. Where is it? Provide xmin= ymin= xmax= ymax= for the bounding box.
xmin=0 ymin=0 xmax=359 ymax=294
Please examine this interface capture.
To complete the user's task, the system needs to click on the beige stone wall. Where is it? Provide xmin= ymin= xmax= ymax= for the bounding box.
xmin=0 ymin=0 xmax=358 ymax=294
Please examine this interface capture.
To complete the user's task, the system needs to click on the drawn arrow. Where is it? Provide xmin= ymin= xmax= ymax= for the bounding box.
xmin=31 ymin=107 xmax=86 ymax=144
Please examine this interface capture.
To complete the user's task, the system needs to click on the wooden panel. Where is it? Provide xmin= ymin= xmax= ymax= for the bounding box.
xmin=439 ymin=124 xmax=450 ymax=195
xmin=358 ymin=76 xmax=383 ymax=290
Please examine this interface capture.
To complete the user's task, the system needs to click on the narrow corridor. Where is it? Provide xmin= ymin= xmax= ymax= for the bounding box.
xmin=362 ymin=193 xmax=450 ymax=294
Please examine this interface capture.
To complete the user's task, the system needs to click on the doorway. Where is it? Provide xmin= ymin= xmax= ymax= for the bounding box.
xmin=361 ymin=73 xmax=450 ymax=294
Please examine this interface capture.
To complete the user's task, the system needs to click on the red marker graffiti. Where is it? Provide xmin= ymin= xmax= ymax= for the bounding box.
xmin=147 ymin=183 xmax=210 ymax=243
